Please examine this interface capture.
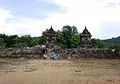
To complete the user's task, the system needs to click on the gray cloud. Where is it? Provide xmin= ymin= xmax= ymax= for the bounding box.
xmin=105 ymin=2 xmax=120 ymax=8
xmin=0 ymin=0 xmax=66 ymax=19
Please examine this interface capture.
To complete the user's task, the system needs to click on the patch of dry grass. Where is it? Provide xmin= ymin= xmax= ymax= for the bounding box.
xmin=0 ymin=58 xmax=120 ymax=84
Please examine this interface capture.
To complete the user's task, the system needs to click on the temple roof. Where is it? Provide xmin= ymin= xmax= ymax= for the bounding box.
xmin=47 ymin=25 xmax=55 ymax=34
xmin=80 ymin=26 xmax=92 ymax=37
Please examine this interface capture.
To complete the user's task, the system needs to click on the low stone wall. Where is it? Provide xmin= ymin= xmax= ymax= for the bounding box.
xmin=0 ymin=47 xmax=46 ymax=58
xmin=53 ymin=48 xmax=120 ymax=59
xmin=0 ymin=47 xmax=119 ymax=59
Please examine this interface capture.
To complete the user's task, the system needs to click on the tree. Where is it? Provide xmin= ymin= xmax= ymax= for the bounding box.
xmin=17 ymin=35 xmax=32 ymax=47
xmin=57 ymin=25 xmax=80 ymax=48
xmin=4 ymin=35 xmax=18 ymax=47
xmin=91 ymin=38 xmax=108 ymax=48
xmin=31 ymin=36 xmax=44 ymax=46
xmin=0 ymin=38 xmax=6 ymax=48
xmin=110 ymin=43 xmax=120 ymax=51
xmin=56 ymin=30 xmax=66 ymax=48
xmin=39 ymin=29 xmax=49 ymax=44
xmin=15 ymin=42 xmax=28 ymax=48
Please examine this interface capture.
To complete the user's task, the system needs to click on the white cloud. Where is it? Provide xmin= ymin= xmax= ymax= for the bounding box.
xmin=0 ymin=8 xmax=14 ymax=28
xmin=47 ymin=0 xmax=120 ymax=39
xmin=0 ymin=8 xmax=17 ymax=35
xmin=0 ymin=0 xmax=120 ymax=39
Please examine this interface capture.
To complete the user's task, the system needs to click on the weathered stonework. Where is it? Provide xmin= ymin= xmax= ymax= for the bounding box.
xmin=45 ymin=26 xmax=59 ymax=49
xmin=80 ymin=26 xmax=95 ymax=48
xmin=0 ymin=47 xmax=46 ymax=59
xmin=53 ymin=48 xmax=120 ymax=59
xmin=0 ymin=47 xmax=119 ymax=59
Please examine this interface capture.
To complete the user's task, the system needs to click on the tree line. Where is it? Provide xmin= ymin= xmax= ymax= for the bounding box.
xmin=0 ymin=25 xmax=119 ymax=49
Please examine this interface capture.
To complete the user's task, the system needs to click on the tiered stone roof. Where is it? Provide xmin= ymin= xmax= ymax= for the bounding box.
xmin=80 ymin=26 xmax=92 ymax=37
xmin=80 ymin=26 xmax=95 ymax=48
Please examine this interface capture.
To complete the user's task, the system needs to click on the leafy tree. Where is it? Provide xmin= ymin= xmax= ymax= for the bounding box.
xmin=57 ymin=30 xmax=65 ymax=48
xmin=110 ymin=43 xmax=120 ymax=51
xmin=70 ymin=34 xmax=80 ymax=48
xmin=31 ymin=36 xmax=44 ymax=46
xmin=31 ymin=37 xmax=39 ymax=46
xmin=0 ymin=38 xmax=6 ymax=48
xmin=4 ymin=35 xmax=18 ymax=47
xmin=17 ymin=35 xmax=32 ymax=47
xmin=57 ymin=25 xmax=80 ymax=48
xmin=91 ymin=38 xmax=108 ymax=48
xmin=15 ymin=42 xmax=28 ymax=48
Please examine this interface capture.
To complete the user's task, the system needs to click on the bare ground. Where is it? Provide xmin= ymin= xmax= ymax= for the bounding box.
xmin=0 ymin=58 xmax=120 ymax=84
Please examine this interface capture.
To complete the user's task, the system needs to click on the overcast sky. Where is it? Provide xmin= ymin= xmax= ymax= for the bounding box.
xmin=0 ymin=0 xmax=120 ymax=39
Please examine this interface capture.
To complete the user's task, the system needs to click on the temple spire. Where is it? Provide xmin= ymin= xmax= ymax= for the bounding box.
xmin=50 ymin=25 xmax=53 ymax=29
xmin=49 ymin=25 xmax=54 ymax=32
xmin=85 ymin=26 xmax=87 ymax=30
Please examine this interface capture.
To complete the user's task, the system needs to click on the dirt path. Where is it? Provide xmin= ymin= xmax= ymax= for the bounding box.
xmin=0 ymin=59 xmax=120 ymax=84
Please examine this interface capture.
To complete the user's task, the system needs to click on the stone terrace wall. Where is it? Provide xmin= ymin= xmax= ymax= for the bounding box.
xmin=0 ymin=47 xmax=120 ymax=59
xmin=53 ymin=48 xmax=120 ymax=59
xmin=0 ymin=47 xmax=46 ymax=58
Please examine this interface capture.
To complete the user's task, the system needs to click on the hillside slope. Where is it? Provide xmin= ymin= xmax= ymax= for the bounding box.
xmin=102 ymin=36 xmax=120 ymax=46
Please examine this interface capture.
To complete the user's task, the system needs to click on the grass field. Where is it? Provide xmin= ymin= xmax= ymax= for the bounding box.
xmin=0 ymin=58 xmax=120 ymax=84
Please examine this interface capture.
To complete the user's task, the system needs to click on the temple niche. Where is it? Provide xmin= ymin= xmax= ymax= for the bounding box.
xmin=45 ymin=26 xmax=59 ymax=49
xmin=80 ymin=26 xmax=95 ymax=48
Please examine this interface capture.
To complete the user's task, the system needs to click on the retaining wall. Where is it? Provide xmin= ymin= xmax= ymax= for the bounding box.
xmin=0 ymin=47 xmax=46 ymax=58
xmin=53 ymin=48 xmax=120 ymax=59
xmin=0 ymin=47 xmax=119 ymax=59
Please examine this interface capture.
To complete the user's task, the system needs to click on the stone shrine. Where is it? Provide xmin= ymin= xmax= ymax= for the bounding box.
xmin=80 ymin=26 xmax=95 ymax=48
xmin=45 ymin=26 xmax=58 ymax=49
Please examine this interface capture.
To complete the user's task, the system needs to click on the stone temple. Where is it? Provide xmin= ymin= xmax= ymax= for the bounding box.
xmin=45 ymin=26 xmax=59 ymax=49
xmin=80 ymin=26 xmax=95 ymax=48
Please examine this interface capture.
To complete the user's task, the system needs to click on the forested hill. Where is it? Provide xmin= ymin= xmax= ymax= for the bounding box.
xmin=102 ymin=36 xmax=120 ymax=46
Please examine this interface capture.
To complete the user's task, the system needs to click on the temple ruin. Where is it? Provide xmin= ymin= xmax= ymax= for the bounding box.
xmin=45 ymin=26 xmax=58 ymax=48
xmin=80 ymin=26 xmax=95 ymax=48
